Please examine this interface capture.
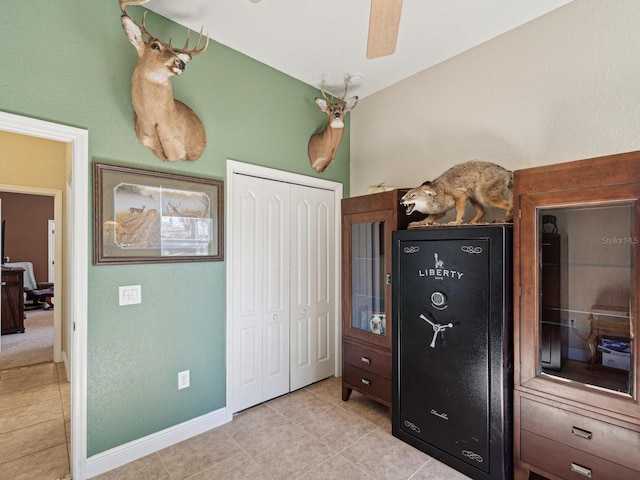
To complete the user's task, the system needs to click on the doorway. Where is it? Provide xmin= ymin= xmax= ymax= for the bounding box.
xmin=0 ymin=189 xmax=60 ymax=365
xmin=0 ymin=112 xmax=88 ymax=479
xmin=226 ymin=160 xmax=343 ymax=418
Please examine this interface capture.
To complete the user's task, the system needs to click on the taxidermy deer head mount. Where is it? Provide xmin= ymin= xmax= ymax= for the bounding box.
xmin=308 ymin=80 xmax=358 ymax=173
xmin=119 ymin=0 xmax=209 ymax=161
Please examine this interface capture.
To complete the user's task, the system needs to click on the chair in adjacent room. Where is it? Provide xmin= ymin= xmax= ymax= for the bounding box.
xmin=3 ymin=261 xmax=54 ymax=309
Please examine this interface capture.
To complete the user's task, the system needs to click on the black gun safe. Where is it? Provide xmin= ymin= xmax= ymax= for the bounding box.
xmin=392 ymin=225 xmax=513 ymax=480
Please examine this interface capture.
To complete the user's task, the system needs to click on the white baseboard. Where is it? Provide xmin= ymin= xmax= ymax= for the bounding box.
xmin=85 ymin=407 xmax=228 ymax=479
xmin=61 ymin=351 xmax=70 ymax=383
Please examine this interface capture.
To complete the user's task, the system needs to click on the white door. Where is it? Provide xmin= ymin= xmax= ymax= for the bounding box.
xmin=230 ymin=173 xmax=336 ymax=413
xmin=231 ymin=174 xmax=290 ymax=412
xmin=289 ymin=185 xmax=335 ymax=390
xmin=48 ymin=220 xmax=55 ymax=284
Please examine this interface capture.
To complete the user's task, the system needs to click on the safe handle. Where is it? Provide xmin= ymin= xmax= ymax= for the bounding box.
xmin=571 ymin=426 xmax=593 ymax=440
xmin=570 ymin=462 xmax=592 ymax=478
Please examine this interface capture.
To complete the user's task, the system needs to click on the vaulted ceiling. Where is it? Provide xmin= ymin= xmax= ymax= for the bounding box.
xmin=147 ymin=0 xmax=572 ymax=98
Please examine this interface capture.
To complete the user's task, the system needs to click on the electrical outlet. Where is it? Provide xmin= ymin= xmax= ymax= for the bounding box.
xmin=178 ymin=370 xmax=190 ymax=390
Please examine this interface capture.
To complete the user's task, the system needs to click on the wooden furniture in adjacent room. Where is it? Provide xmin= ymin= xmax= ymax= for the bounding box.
xmin=341 ymin=189 xmax=419 ymax=407
xmin=513 ymin=151 xmax=640 ymax=479
xmin=1 ymin=266 xmax=25 ymax=335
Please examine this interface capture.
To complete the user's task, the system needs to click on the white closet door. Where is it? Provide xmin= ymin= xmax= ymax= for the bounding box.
xmin=231 ymin=174 xmax=290 ymax=412
xmin=289 ymin=185 xmax=335 ymax=391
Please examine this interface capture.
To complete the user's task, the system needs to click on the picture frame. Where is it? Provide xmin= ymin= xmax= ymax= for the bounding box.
xmin=94 ymin=163 xmax=223 ymax=265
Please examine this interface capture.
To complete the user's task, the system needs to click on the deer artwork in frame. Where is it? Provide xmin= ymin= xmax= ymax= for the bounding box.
xmin=308 ymin=80 xmax=358 ymax=173
xmin=119 ymin=0 xmax=209 ymax=161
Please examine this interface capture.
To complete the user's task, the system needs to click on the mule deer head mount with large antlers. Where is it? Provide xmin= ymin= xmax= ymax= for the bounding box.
xmin=119 ymin=0 xmax=209 ymax=161
xmin=308 ymin=80 xmax=358 ymax=173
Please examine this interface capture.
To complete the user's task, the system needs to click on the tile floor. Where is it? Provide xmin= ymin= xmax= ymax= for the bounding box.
xmin=93 ymin=376 xmax=473 ymax=480
xmin=0 ymin=361 xmax=71 ymax=480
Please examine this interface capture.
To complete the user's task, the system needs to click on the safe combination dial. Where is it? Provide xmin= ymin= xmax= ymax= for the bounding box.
xmin=430 ymin=291 xmax=447 ymax=309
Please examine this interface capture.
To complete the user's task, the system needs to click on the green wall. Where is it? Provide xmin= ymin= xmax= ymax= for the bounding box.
xmin=1 ymin=1 xmax=350 ymax=456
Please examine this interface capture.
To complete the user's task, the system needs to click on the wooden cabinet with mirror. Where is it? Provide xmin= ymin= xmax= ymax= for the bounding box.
xmin=513 ymin=152 xmax=640 ymax=479
xmin=341 ymin=189 xmax=421 ymax=407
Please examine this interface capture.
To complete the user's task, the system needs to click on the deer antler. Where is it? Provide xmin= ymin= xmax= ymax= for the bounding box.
xmin=339 ymin=79 xmax=349 ymax=103
xmin=120 ymin=0 xmax=209 ymax=55
xmin=320 ymin=79 xmax=351 ymax=106
xmin=120 ymin=1 xmax=155 ymax=40
xmin=173 ymin=27 xmax=209 ymax=57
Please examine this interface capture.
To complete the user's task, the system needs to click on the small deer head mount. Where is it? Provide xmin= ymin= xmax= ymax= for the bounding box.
xmin=119 ymin=0 xmax=209 ymax=161
xmin=308 ymin=80 xmax=358 ymax=173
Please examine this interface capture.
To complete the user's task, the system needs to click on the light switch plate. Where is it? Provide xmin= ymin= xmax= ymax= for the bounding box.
xmin=119 ymin=285 xmax=142 ymax=305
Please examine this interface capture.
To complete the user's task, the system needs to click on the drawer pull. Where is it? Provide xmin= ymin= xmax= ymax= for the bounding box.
xmin=361 ymin=378 xmax=371 ymax=386
xmin=570 ymin=462 xmax=592 ymax=478
xmin=361 ymin=356 xmax=371 ymax=364
xmin=571 ymin=426 xmax=593 ymax=440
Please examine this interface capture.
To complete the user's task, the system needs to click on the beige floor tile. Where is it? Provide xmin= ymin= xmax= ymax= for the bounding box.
xmin=267 ymin=388 xmax=335 ymax=424
xmin=251 ymin=428 xmax=335 ymax=479
xmin=411 ymin=458 xmax=473 ymax=479
xmin=340 ymin=391 xmax=392 ymax=429
xmin=0 ymin=416 xmax=67 ymax=464
xmin=299 ymin=404 xmax=377 ymax=452
xmin=0 ymin=382 xmax=61 ymax=412
xmin=340 ymin=427 xmax=430 ymax=480
xmin=0 ymin=443 xmax=69 ymax=480
xmin=298 ymin=453 xmax=375 ymax=480
xmin=223 ymin=404 xmax=284 ymax=435
xmin=0 ymin=397 xmax=62 ymax=434
xmin=1 ymin=362 xmax=57 ymax=380
xmin=91 ymin=452 xmax=171 ymax=480
xmin=188 ymin=451 xmax=265 ymax=480
xmin=159 ymin=427 xmax=241 ymax=479
xmin=59 ymin=380 xmax=71 ymax=418
xmin=0 ymin=366 xmax=59 ymax=394
xmin=304 ymin=375 xmax=343 ymax=405
xmin=225 ymin=408 xmax=294 ymax=458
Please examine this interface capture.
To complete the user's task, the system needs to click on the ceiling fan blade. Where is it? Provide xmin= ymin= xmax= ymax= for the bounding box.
xmin=367 ymin=0 xmax=403 ymax=59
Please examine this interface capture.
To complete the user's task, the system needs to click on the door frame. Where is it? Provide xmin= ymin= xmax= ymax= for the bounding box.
xmin=225 ymin=159 xmax=343 ymax=420
xmin=0 ymin=112 xmax=89 ymax=479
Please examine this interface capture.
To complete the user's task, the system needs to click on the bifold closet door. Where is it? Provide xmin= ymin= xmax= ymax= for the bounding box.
xmin=231 ymin=175 xmax=336 ymax=413
xmin=289 ymin=184 xmax=335 ymax=391
xmin=231 ymin=174 xmax=290 ymax=412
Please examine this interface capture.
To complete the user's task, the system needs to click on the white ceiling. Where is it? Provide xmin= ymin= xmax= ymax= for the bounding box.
xmin=146 ymin=0 xmax=572 ymax=99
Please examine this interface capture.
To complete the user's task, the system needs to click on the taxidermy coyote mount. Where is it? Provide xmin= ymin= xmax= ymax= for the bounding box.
xmin=120 ymin=0 xmax=209 ymax=161
xmin=401 ymin=160 xmax=513 ymax=227
xmin=308 ymin=80 xmax=358 ymax=173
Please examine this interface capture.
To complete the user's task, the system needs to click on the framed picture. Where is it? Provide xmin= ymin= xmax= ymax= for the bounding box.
xmin=94 ymin=163 xmax=223 ymax=265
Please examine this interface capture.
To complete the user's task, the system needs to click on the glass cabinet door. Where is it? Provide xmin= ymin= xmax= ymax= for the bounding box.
xmin=351 ymin=220 xmax=387 ymax=337
xmin=537 ymin=202 xmax=635 ymax=395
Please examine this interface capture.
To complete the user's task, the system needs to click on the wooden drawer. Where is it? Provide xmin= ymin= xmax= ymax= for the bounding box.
xmin=521 ymin=430 xmax=640 ymax=480
xmin=521 ymin=397 xmax=640 ymax=471
xmin=343 ymin=343 xmax=391 ymax=379
xmin=343 ymin=363 xmax=391 ymax=404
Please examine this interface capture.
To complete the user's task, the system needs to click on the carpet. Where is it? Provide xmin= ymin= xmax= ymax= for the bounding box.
xmin=0 ymin=308 xmax=53 ymax=370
